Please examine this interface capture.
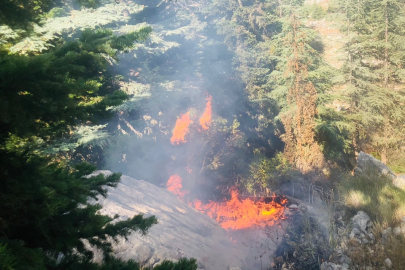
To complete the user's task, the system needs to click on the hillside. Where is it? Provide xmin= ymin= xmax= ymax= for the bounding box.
xmin=1 ymin=0 xmax=405 ymax=269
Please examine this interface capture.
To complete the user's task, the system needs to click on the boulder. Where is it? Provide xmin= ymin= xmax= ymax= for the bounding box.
xmin=351 ymin=211 xmax=371 ymax=232
xmin=87 ymin=170 xmax=250 ymax=269
xmin=384 ymin=258 xmax=392 ymax=268
xmin=393 ymin=226 xmax=401 ymax=236
xmin=355 ymin=152 xmax=396 ymax=180
xmin=320 ymin=262 xmax=348 ymax=270
xmin=393 ymin=174 xmax=405 ymax=189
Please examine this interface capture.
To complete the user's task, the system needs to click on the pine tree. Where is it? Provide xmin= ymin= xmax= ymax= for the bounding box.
xmin=0 ymin=0 xmax=52 ymax=28
xmin=0 ymin=27 xmax=151 ymax=151
xmin=266 ymin=8 xmax=328 ymax=172
xmin=0 ymin=17 xmax=195 ymax=268
xmin=338 ymin=0 xmax=405 ymax=165
xmin=0 ymin=153 xmax=158 ymax=269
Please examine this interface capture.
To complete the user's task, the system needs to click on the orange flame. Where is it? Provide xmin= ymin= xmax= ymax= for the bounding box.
xmin=166 ymin=175 xmax=188 ymax=199
xmin=191 ymin=188 xmax=285 ymax=230
xmin=166 ymin=175 xmax=285 ymax=230
xmin=171 ymin=112 xmax=192 ymax=145
xmin=199 ymin=95 xmax=212 ymax=130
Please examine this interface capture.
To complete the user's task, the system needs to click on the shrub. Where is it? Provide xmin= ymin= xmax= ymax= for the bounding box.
xmin=241 ymin=151 xmax=298 ymax=194
xmin=46 ymin=8 xmax=66 ymax=18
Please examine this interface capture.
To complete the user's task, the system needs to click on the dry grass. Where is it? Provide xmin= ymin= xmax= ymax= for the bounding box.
xmin=347 ymin=221 xmax=405 ymax=270
xmin=339 ymin=166 xmax=405 ymax=226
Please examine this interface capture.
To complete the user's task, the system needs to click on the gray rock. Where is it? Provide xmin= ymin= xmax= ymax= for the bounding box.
xmin=368 ymin=233 xmax=375 ymax=242
xmin=382 ymin=227 xmax=392 ymax=244
xmin=393 ymin=227 xmax=401 ymax=236
xmin=86 ymin=170 xmax=251 ymax=269
xmin=384 ymin=258 xmax=392 ymax=268
xmin=394 ymin=174 xmax=405 ymax=188
xmin=349 ymin=227 xmax=361 ymax=239
xmin=288 ymin=204 xmax=298 ymax=210
xmin=355 ymin=152 xmax=396 ymax=180
xmin=336 ymin=254 xmax=351 ymax=265
xmin=320 ymin=262 xmax=348 ymax=270
xmin=352 ymin=211 xmax=371 ymax=232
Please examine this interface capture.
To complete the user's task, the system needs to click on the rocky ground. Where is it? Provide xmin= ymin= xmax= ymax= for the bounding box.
xmin=88 ymin=151 xmax=405 ymax=270
xmin=87 ymin=170 xmax=287 ymax=270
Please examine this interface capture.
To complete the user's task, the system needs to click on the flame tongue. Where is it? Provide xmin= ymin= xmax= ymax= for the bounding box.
xmin=192 ymin=188 xmax=284 ymax=230
xmin=166 ymin=174 xmax=188 ymax=198
xmin=171 ymin=112 xmax=192 ymax=145
xmin=199 ymin=95 xmax=212 ymax=130
xmin=167 ymin=95 xmax=285 ymax=230
xmin=166 ymin=175 xmax=285 ymax=230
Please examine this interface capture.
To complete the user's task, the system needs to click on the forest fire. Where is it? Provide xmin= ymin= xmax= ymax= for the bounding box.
xmin=191 ymin=189 xmax=286 ymax=230
xmin=168 ymin=95 xmax=285 ymax=230
xmin=170 ymin=112 xmax=192 ymax=144
xmin=199 ymin=95 xmax=212 ymax=130
xmin=166 ymin=174 xmax=188 ymax=198
xmin=166 ymin=175 xmax=286 ymax=230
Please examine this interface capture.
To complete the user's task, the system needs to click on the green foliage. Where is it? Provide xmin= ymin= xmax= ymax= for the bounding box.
xmin=78 ymin=0 xmax=101 ymax=9
xmin=109 ymin=27 xmax=152 ymax=52
xmin=315 ymin=107 xmax=353 ymax=162
xmin=0 ymin=27 xmax=151 ymax=152
xmin=45 ymin=8 xmax=66 ymax=18
xmin=0 ymin=150 xmax=158 ymax=269
xmin=242 ymin=151 xmax=298 ymax=193
xmin=0 ymin=243 xmax=16 ymax=270
xmin=335 ymin=0 xmax=405 ymax=163
xmin=0 ymin=0 xmax=52 ymax=28
xmin=57 ymin=256 xmax=197 ymax=270
xmin=388 ymin=152 xmax=405 ymax=174
xmin=0 ymin=239 xmax=46 ymax=270
xmin=0 ymin=10 xmax=160 ymax=268
xmin=40 ymin=254 xmax=198 ymax=270
xmin=149 ymin=258 xmax=198 ymax=270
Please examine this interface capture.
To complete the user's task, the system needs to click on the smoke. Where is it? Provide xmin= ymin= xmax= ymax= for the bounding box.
xmin=105 ymin=1 xmax=250 ymax=188
xmin=102 ymin=1 xmax=286 ymax=268
xmin=199 ymin=95 xmax=212 ymax=130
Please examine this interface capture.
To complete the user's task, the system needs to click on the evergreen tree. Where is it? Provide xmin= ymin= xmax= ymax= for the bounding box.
xmin=0 ymin=0 xmax=52 ymax=28
xmin=338 ymin=0 xmax=405 ymax=164
xmin=0 ymin=13 xmax=197 ymax=268
xmin=0 ymin=27 xmax=151 ymax=152
xmin=266 ymin=8 xmax=329 ymax=172
xmin=0 ymin=154 xmax=157 ymax=269
xmin=282 ymin=12 xmax=324 ymax=171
